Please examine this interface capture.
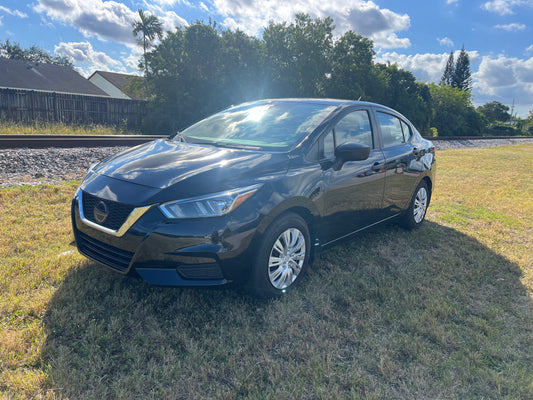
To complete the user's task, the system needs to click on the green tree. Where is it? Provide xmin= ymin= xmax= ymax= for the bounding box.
xmin=180 ymin=22 xmax=224 ymax=122
xmin=142 ymin=14 xmax=470 ymax=138
xmin=477 ymin=101 xmax=511 ymax=123
xmin=143 ymin=22 xmax=265 ymax=133
xmin=0 ymin=39 xmax=72 ymax=66
xmin=453 ymin=46 xmax=472 ymax=92
xmin=132 ymin=9 xmax=163 ymax=74
xmin=524 ymin=109 xmax=533 ymax=135
xmin=219 ymin=29 xmax=265 ymax=104
xmin=325 ymin=31 xmax=374 ymax=101
xmin=142 ymin=28 xmax=186 ymax=133
xmin=429 ymin=83 xmax=484 ymax=136
xmin=440 ymin=51 xmax=455 ymax=86
xmin=263 ymin=14 xmax=334 ymax=97
xmin=371 ymin=63 xmax=432 ymax=134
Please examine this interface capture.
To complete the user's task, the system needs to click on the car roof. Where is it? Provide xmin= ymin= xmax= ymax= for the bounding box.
xmin=239 ymin=98 xmax=396 ymax=112
xmin=251 ymin=98 xmax=369 ymax=106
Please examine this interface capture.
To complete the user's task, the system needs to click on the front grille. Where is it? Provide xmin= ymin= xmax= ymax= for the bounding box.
xmin=76 ymin=231 xmax=134 ymax=272
xmin=81 ymin=191 xmax=135 ymax=231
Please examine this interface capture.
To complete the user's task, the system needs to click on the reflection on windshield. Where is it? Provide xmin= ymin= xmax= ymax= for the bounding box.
xmin=179 ymin=101 xmax=336 ymax=150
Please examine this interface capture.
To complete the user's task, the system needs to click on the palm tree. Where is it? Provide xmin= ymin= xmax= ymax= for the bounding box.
xmin=132 ymin=9 xmax=163 ymax=74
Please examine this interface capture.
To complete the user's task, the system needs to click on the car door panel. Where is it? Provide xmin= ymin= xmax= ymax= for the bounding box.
xmin=375 ymin=111 xmax=423 ymax=217
xmin=319 ymin=108 xmax=386 ymax=244
xmin=321 ymin=150 xmax=386 ymax=243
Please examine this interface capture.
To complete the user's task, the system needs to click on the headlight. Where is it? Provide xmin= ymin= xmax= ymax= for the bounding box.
xmin=159 ymin=184 xmax=262 ymax=219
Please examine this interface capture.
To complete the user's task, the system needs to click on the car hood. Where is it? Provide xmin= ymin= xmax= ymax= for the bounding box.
xmin=92 ymin=139 xmax=289 ymax=198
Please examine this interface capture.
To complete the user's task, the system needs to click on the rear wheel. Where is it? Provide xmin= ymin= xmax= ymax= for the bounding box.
xmin=248 ymin=213 xmax=310 ymax=298
xmin=400 ymin=180 xmax=429 ymax=230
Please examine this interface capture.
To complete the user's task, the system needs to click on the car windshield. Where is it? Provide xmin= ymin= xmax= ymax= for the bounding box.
xmin=178 ymin=101 xmax=336 ymax=150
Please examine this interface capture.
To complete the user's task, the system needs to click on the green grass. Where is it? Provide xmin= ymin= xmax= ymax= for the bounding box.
xmin=1 ymin=145 xmax=532 ymax=399
xmin=0 ymin=121 xmax=131 ymax=135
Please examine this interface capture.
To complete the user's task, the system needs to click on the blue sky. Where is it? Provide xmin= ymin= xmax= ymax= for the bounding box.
xmin=1 ymin=0 xmax=532 ymax=117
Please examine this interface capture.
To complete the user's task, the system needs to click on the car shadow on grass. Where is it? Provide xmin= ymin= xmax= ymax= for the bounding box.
xmin=42 ymin=221 xmax=533 ymax=399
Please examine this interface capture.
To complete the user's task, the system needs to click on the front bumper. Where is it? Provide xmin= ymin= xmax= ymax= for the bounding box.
xmin=72 ymin=190 xmax=261 ymax=286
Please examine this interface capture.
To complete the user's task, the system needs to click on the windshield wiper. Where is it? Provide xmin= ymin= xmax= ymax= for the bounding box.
xmin=212 ymin=141 xmax=262 ymax=150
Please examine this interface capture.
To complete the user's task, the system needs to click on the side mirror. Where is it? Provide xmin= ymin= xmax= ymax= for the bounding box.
xmin=332 ymin=142 xmax=370 ymax=170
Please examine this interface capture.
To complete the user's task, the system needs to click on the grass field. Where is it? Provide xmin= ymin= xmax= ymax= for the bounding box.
xmin=0 ymin=121 xmax=129 ymax=136
xmin=1 ymin=144 xmax=532 ymax=399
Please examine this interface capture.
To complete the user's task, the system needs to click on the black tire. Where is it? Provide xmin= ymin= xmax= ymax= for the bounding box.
xmin=247 ymin=213 xmax=310 ymax=298
xmin=400 ymin=180 xmax=430 ymax=230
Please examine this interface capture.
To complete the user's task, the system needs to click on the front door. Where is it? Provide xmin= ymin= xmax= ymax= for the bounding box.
xmin=321 ymin=109 xmax=386 ymax=244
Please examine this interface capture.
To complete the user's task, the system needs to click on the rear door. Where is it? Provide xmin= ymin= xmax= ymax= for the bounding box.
xmin=375 ymin=110 xmax=421 ymax=217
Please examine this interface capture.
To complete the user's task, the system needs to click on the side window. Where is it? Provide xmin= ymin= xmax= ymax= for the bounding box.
xmin=400 ymin=120 xmax=412 ymax=141
xmin=334 ymin=110 xmax=373 ymax=148
xmin=377 ymin=112 xmax=405 ymax=148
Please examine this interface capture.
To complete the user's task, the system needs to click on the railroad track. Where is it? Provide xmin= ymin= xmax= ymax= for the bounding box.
xmin=0 ymin=134 xmax=531 ymax=149
xmin=0 ymin=134 xmax=167 ymax=149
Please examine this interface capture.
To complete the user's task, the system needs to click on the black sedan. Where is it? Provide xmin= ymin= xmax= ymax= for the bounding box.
xmin=72 ymin=99 xmax=436 ymax=297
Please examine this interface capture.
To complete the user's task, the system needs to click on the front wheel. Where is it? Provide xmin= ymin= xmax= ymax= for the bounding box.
xmin=247 ymin=213 xmax=310 ymax=298
xmin=400 ymin=180 xmax=430 ymax=230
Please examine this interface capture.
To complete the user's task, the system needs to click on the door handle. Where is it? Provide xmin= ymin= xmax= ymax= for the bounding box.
xmin=372 ymin=161 xmax=385 ymax=172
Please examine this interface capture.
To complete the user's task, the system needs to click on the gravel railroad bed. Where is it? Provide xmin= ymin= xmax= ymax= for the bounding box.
xmin=1 ymin=138 xmax=532 ymax=188
xmin=1 ymin=147 xmax=128 ymax=188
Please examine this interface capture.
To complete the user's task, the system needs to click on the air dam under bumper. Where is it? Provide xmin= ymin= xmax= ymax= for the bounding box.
xmin=135 ymin=267 xmax=226 ymax=286
xmin=72 ymin=191 xmax=261 ymax=286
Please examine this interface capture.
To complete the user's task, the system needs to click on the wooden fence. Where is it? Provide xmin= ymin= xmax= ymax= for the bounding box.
xmin=0 ymin=88 xmax=146 ymax=130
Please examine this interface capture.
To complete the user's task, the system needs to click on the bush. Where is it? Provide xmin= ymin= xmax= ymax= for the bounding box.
xmin=483 ymin=123 xmax=522 ymax=136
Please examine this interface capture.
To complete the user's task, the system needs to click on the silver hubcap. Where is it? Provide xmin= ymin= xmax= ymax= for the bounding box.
xmin=268 ymin=228 xmax=306 ymax=290
xmin=413 ymin=187 xmax=428 ymax=223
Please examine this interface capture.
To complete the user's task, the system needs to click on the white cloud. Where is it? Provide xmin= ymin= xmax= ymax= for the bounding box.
xmin=0 ymin=5 xmax=28 ymax=18
xmin=376 ymin=52 xmax=450 ymax=82
xmin=159 ymin=10 xmax=188 ymax=32
xmin=124 ymin=51 xmax=143 ymax=71
xmin=376 ymin=50 xmax=480 ymax=83
xmin=376 ymin=50 xmax=532 ymax=116
xmin=482 ymin=0 xmax=533 ymax=15
xmin=35 ymin=0 xmax=137 ymax=45
xmin=142 ymin=3 xmax=188 ymax=32
xmin=150 ymin=0 xmax=193 ymax=6
xmin=473 ymin=54 xmax=533 ymax=115
xmin=438 ymin=37 xmax=454 ymax=47
xmin=200 ymin=2 xmax=210 ymax=12
xmin=35 ymin=0 xmax=187 ymax=46
xmin=212 ymin=0 xmax=411 ymax=49
xmin=475 ymin=56 xmax=518 ymax=90
xmin=446 ymin=0 xmax=459 ymax=4
xmin=120 ymin=45 xmax=145 ymax=71
xmin=54 ymin=41 xmax=124 ymax=76
xmin=526 ymin=45 xmax=533 ymax=52
xmin=495 ymin=22 xmax=526 ymax=31
xmin=39 ymin=15 xmax=55 ymax=29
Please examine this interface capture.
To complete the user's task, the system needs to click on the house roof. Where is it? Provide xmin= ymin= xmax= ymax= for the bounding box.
xmin=0 ymin=58 xmax=109 ymax=96
xmin=88 ymin=71 xmax=145 ymax=100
